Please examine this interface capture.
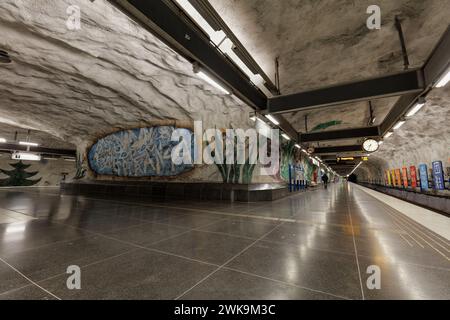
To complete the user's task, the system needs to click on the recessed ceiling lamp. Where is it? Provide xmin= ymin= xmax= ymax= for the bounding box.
xmin=406 ymin=98 xmax=426 ymax=117
xmin=0 ymin=50 xmax=11 ymax=64
xmin=435 ymin=66 xmax=450 ymax=88
xmin=393 ymin=120 xmax=406 ymax=130
xmin=19 ymin=141 xmax=39 ymax=147
xmin=265 ymin=114 xmax=279 ymax=126
xmin=281 ymin=133 xmax=290 ymax=140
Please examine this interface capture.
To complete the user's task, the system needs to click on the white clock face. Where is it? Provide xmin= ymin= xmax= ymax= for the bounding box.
xmin=363 ymin=139 xmax=379 ymax=152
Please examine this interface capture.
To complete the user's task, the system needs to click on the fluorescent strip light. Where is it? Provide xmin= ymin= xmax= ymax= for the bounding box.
xmin=197 ymin=71 xmax=229 ymax=94
xmin=378 ymin=141 xmax=383 ymax=145
xmin=43 ymin=157 xmax=58 ymax=161
xmin=19 ymin=141 xmax=39 ymax=147
xmin=384 ymin=132 xmax=393 ymax=139
xmin=393 ymin=120 xmax=406 ymax=130
xmin=349 ymin=161 xmax=363 ymax=176
xmin=435 ymin=68 xmax=450 ymax=88
xmin=406 ymin=102 xmax=425 ymax=117
xmin=281 ymin=133 xmax=291 ymax=140
xmin=250 ymin=116 xmax=256 ymax=122
xmin=295 ymin=144 xmax=301 ymax=149
xmin=64 ymin=158 xmax=76 ymax=162
xmin=265 ymin=115 xmax=279 ymax=125
xmin=12 ymin=152 xmax=41 ymax=161
xmin=0 ymin=138 xmax=6 ymax=143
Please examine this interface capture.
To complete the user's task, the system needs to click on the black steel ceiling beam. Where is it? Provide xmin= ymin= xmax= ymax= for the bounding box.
xmin=314 ymin=145 xmax=364 ymax=154
xmin=110 ymin=0 xmax=266 ymax=109
xmin=267 ymin=69 xmax=424 ymax=114
xmin=0 ymin=143 xmax=76 ymax=157
xmin=423 ymin=26 xmax=450 ymax=87
xmin=379 ymin=93 xmax=417 ymax=135
xmin=300 ymin=126 xmax=379 ymax=143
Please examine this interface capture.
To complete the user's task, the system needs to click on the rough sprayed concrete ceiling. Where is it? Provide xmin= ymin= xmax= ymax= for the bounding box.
xmin=209 ymin=0 xmax=450 ymax=136
xmin=0 ymin=124 xmax=75 ymax=149
xmin=289 ymin=96 xmax=397 ymax=133
xmin=0 ymin=0 xmax=251 ymax=149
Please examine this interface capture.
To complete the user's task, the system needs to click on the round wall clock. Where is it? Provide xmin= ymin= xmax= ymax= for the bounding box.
xmin=362 ymin=139 xmax=379 ymax=152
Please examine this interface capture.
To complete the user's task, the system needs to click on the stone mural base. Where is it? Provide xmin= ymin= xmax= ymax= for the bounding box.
xmin=61 ymin=181 xmax=291 ymax=202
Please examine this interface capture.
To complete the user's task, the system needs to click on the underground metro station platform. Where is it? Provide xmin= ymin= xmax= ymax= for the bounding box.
xmin=0 ymin=0 xmax=449 ymax=304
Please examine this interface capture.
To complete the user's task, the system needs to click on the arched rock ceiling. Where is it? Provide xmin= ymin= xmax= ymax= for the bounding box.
xmin=209 ymin=0 xmax=450 ymax=134
xmin=0 ymin=0 xmax=251 ymax=146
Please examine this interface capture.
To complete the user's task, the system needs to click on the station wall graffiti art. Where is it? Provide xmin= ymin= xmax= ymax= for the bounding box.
xmin=88 ymin=126 xmax=194 ymax=177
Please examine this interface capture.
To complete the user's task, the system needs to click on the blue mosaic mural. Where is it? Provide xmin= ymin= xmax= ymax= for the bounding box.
xmin=88 ymin=126 xmax=194 ymax=177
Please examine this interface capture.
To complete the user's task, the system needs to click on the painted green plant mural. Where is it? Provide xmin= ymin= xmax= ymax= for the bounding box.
xmin=208 ymin=129 xmax=258 ymax=184
xmin=280 ymin=140 xmax=296 ymax=181
xmin=311 ymin=120 xmax=342 ymax=132
xmin=0 ymin=161 xmax=41 ymax=186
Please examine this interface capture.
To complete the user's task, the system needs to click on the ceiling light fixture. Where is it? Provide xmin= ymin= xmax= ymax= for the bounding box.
xmin=295 ymin=144 xmax=301 ymax=149
xmin=174 ymin=0 xmax=226 ymax=45
xmin=265 ymin=114 xmax=279 ymax=126
xmin=196 ymin=70 xmax=230 ymax=94
xmin=393 ymin=120 xmax=406 ymax=130
xmin=281 ymin=133 xmax=291 ymax=140
xmin=406 ymin=99 xmax=426 ymax=117
xmin=349 ymin=161 xmax=363 ymax=176
xmin=384 ymin=132 xmax=393 ymax=139
xmin=0 ymin=138 xmax=6 ymax=143
xmin=19 ymin=141 xmax=39 ymax=147
xmin=435 ymin=67 xmax=450 ymax=88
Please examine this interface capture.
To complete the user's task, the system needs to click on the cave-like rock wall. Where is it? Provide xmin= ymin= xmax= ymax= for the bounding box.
xmin=356 ymin=86 xmax=450 ymax=188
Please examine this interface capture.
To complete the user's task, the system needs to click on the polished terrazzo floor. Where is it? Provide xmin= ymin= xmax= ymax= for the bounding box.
xmin=0 ymin=183 xmax=449 ymax=300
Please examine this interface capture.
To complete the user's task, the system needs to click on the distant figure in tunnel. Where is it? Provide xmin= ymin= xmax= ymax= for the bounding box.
xmin=321 ymin=173 xmax=329 ymax=189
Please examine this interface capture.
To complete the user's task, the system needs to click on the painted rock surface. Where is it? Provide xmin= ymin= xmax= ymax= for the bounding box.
xmin=88 ymin=127 xmax=193 ymax=177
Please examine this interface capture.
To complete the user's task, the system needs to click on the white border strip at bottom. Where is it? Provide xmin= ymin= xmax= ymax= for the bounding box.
xmin=351 ymin=183 xmax=450 ymax=241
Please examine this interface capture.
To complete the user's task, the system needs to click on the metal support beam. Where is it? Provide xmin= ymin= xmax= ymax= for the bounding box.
xmin=379 ymin=93 xmax=417 ymax=135
xmin=0 ymin=143 xmax=76 ymax=157
xmin=300 ymin=126 xmax=379 ymax=143
xmin=423 ymin=25 xmax=450 ymax=87
xmin=267 ymin=69 xmax=424 ymax=114
xmin=110 ymin=0 xmax=266 ymax=109
xmin=314 ymin=145 xmax=364 ymax=154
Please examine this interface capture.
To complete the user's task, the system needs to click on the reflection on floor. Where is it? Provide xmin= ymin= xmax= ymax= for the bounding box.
xmin=0 ymin=183 xmax=448 ymax=300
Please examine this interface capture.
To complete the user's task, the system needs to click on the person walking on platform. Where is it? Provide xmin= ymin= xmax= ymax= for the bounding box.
xmin=321 ymin=173 xmax=329 ymax=189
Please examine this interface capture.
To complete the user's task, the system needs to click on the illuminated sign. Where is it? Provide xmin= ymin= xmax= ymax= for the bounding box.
xmin=432 ymin=161 xmax=445 ymax=190
xmin=402 ymin=167 xmax=408 ymax=188
xmin=410 ymin=166 xmax=417 ymax=188
xmin=419 ymin=164 xmax=429 ymax=191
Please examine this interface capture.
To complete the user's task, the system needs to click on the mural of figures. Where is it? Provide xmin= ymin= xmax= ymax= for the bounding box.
xmin=88 ymin=126 xmax=194 ymax=177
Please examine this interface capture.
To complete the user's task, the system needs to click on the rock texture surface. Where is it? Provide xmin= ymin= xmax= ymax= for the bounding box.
xmin=0 ymin=0 xmax=448 ymax=183
xmin=357 ymin=86 xmax=450 ymax=183
xmin=209 ymin=0 xmax=450 ymax=139
xmin=0 ymin=0 xmax=252 ymax=146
